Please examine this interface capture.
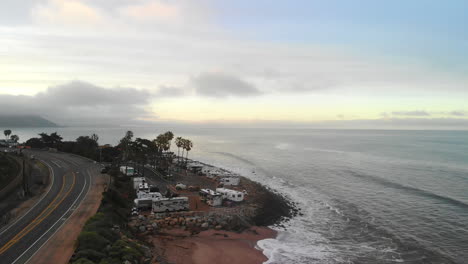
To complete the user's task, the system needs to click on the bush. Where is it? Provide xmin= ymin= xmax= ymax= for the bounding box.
xmin=77 ymin=231 xmax=109 ymax=251
xmin=74 ymin=249 xmax=106 ymax=263
xmin=72 ymin=258 xmax=95 ymax=264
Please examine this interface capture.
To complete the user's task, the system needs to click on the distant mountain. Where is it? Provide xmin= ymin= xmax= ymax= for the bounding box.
xmin=0 ymin=115 xmax=58 ymax=127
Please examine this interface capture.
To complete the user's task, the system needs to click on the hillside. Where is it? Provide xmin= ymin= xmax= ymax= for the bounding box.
xmin=0 ymin=115 xmax=58 ymax=127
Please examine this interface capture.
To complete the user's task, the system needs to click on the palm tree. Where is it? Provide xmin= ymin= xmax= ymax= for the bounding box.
xmin=183 ymin=139 xmax=193 ymax=166
xmin=175 ymin=137 xmax=182 ymax=164
xmin=4 ymin=129 xmax=11 ymax=140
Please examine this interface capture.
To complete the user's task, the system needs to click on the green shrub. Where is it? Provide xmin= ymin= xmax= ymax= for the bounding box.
xmin=74 ymin=249 xmax=106 ymax=263
xmin=77 ymin=231 xmax=109 ymax=251
xmin=72 ymin=258 xmax=95 ymax=264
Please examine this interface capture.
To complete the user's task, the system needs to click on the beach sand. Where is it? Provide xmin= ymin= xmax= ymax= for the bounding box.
xmin=151 ymin=226 xmax=276 ymax=264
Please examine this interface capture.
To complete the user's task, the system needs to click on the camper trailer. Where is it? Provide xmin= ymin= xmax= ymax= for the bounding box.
xmin=133 ymin=177 xmax=146 ymax=190
xmin=152 ymin=197 xmax=189 ymax=213
xmin=219 ymin=176 xmax=240 ymax=186
xmin=136 ymin=191 xmax=162 ymax=200
xmin=199 ymin=189 xmax=223 ymax=206
xmin=216 ymin=188 xmax=244 ymax=202
xmin=120 ymin=166 xmax=135 ymax=176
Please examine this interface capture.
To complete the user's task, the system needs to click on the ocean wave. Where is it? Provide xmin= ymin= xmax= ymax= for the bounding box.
xmin=346 ymin=170 xmax=468 ymax=209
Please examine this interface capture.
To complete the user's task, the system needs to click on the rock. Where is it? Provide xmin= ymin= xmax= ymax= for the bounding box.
xmin=152 ymin=222 xmax=158 ymax=229
xmin=201 ymin=222 xmax=209 ymax=229
xmin=215 ymin=225 xmax=222 ymax=230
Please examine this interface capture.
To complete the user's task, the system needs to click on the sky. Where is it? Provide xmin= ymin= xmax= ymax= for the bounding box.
xmin=1 ymin=0 xmax=467 ymax=129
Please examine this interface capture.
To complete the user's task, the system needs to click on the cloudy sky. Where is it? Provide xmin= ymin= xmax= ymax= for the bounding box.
xmin=1 ymin=0 xmax=468 ymax=128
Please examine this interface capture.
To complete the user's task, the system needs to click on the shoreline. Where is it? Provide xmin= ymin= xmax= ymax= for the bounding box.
xmin=150 ymin=226 xmax=277 ymax=264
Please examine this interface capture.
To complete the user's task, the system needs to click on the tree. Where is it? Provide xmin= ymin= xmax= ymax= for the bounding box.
xmin=175 ymin=137 xmax=183 ymax=164
xmin=4 ymin=129 xmax=11 ymax=139
xmin=39 ymin=132 xmax=63 ymax=148
xmin=183 ymin=139 xmax=193 ymax=165
xmin=10 ymin=135 xmax=19 ymax=143
xmin=25 ymin=137 xmax=45 ymax=148
xmin=164 ymin=131 xmax=174 ymax=150
xmin=91 ymin=133 xmax=99 ymax=144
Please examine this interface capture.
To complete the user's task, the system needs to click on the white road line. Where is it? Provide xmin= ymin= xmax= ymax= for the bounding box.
xmin=50 ymin=160 xmax=62 ymax=168
xmin=13 ymin=168 xmax=92 ymax=264
xmin=0 ymin=158 xmax=55 ymax=237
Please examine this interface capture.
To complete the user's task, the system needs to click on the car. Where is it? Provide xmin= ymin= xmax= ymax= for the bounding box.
xmin=175 ymin=183 xmax=187 ymax=190
xmin=100 ymin=167 xmax=110 ymax=174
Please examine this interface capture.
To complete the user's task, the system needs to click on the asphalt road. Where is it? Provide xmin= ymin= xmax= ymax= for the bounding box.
xmin=0 ymin=150 xmax=100 ymax=264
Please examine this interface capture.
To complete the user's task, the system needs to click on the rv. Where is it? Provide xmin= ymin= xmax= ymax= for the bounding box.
xmin=216 ymin=188 xmax=244 ymax=202
xmin=152 ymin=197 xmax=189 ymax=213
xmin=137 ymin=191 xmax=162 ymax=200
xmin=219 ymin=176 xmax=240 ymax=186
xmin=199 ymin=189 xmax=223 ymax=206
xmin=120 ymin=166 xmax=135 ymax=176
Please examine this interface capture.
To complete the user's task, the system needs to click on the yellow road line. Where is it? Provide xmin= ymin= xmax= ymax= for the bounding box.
xmin=0 ymin=172 xmax=76 ymax=255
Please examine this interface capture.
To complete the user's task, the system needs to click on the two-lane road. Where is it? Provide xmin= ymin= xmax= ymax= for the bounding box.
xmin=0 ymin=151 xmax=100 ymax=264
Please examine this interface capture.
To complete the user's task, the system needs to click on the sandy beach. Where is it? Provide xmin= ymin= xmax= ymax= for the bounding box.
xmin=151 ymin=226 xmax=276 ymax=264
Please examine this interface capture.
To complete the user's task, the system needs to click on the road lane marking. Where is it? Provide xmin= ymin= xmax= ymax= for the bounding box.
xmin=0 ymin=173 xmax=76 ymax=255
xmin=50 ymin=160 xmax=62 ymax=168
xmin=15 ymin=170 xmax=91 ymax=264
xmin=0 ymin=158 xmax=55 ymax=237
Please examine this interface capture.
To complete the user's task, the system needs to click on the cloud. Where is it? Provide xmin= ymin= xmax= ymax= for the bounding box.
xmin=0 ymin=81 xmax=153 ymax=125
xmin=192 ymin=72 xmax=262 ymax=98
xmin=448 ymin=111 xmax=467 ymax=116
xmin=391 ymin=111 xmax=430 ymax=116
xmin=155 ymin=85 xmax=187 ymax=97
xmin=32 ymin=0 xmax=105 ymax=27
xmin=118 ymin=1 xmax=180 ymax=22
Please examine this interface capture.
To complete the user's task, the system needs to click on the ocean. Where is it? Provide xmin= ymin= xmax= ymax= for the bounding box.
xmin=3 ymin=126 xmax=468 ymax=263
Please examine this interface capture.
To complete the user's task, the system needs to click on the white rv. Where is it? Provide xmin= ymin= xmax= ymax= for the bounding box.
xmin=137 ymin=191 xmax=162 ymax=200
xmin=120 ymin=166 xmax=135 ymax=176
xmin=216 ymin=188 xmax=244 ymax=202
xmin=219 ymin=176 xmax=240 ymax=186
xmin=152 ymin=197 xmax=189 ymax=213
xmin=199 ymin=189 xmax=223 ymax=206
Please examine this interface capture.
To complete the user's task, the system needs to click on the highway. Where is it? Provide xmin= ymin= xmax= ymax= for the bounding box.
xmin=0 ymin=150 xmax=100 ymax=264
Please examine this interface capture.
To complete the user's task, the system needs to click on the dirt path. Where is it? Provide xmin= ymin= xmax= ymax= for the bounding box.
xmin=27 ymin=170 xmax=108 ymax=264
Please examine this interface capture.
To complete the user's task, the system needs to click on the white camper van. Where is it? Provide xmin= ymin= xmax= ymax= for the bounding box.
xmin=219 ymin=176 xmax=240 ymax=186
xmin=137 ymin=191 xmax=162 ymax=200
xmin=152 ymin=197 xmax=189 ymax=213
xmin=216 ymin=188 xmax=244 ymax=202
xmin=199 ymin=189 xmax=223 ymax=206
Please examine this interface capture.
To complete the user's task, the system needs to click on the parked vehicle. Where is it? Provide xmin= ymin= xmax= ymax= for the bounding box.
xmin=120 ymin=166 xmax=135 ymax=176
xmin=175 ymin=182 xmax=187 ymax=190
xmin=152 ymin=197 xmax=189 ymax=213
xmin=216 ymin=188 xmax=244 ymax=202
xmin=133 ymin=198 xmax=153 ymax=209
xmin=199 ymin=189 xmax=223 ymax=206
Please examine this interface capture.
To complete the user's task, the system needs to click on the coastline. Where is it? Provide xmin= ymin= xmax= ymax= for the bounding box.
xmin=150 ymin=226 xmax=277 ymax=264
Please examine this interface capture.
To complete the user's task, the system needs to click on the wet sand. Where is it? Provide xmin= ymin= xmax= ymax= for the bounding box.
xmin=151 ymin=226 xmax=276 ymax=264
